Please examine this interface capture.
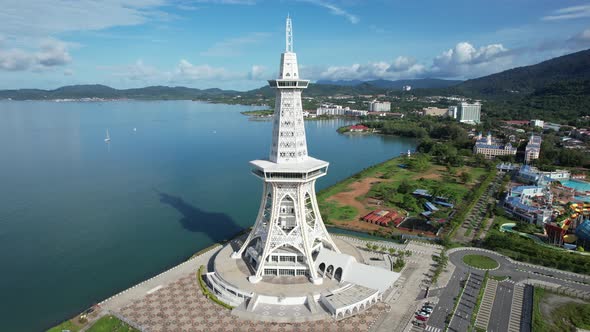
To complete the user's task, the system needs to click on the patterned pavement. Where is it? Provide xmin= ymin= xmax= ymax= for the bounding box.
xmin=117 ymin=274 xmax=387 ymax=332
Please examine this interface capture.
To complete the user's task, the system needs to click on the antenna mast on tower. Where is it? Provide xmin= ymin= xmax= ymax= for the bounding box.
xmin=286 ymin=15 xmax=293 ymax=52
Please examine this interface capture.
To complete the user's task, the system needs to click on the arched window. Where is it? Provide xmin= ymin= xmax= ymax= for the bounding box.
xmin=326 ymin=265 xmax=334 ymax=277
xmin=334 ymin=267 xmax=343 ymax=281
xmin=278 ymin=196 xmax=296 ymax=231
xmin=319 ymin=262 xmax=326 ymax=273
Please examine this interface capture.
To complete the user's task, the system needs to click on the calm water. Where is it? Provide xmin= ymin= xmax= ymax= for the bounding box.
xmin=0 ymin=100 xmax=416 ymax=331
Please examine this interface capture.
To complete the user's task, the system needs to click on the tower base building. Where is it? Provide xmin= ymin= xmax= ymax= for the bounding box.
xmin=205 ymin=16 xmax=399 ymax=322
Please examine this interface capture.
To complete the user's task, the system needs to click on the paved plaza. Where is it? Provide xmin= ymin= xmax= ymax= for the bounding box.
xmin=116 ymin=273 xmax=388 ymax=331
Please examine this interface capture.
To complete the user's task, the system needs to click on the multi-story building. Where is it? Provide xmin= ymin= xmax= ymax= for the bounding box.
xmin=448 ymin=106 xmax=458 ymax=118
xmin=455 ymin=102 xmax=481 ymax=124
xmin=316 ymin=104 xmax=368 ymax=117
xmin=473 ymin=132 xmax=517 ymax=159
xmin=531 ymin=119 xmax=544 ymax=128
xmin=368 ymin=100 xmax=391 ymax=112
xmin=525 ymin=134 xmax=542 ymax=164
xmin=345 ymin=109 xmax=368 ymax=116
xmin=316 ymin=103 xmax=345 ymax=116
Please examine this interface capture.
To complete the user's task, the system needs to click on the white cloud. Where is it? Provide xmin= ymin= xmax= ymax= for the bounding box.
xmin=191 ymin=0 xmax=256 ymax=4
xmin=174 ymin=59 xmax=238 ymax=81
xmin=201 ymin=32 xmax=270 ymax=57
xmin=299 ymin=0 xmax=359 ymax=24
xmin=36 ymin=38 xmax=72 ymax=66
xmin=542 ymin=5 xmax=590 ymax=21
xmin=106 ymin=59 xmax=165 ymax=81
xmin=431 ymin=42 xmax=511 ymax=77
xmin=0 ymin=1 xmax=168 ymax=40
xmin=0 ymin=38 xmax=72 ymax=71
xmin=390 ymin=56 xmax=416 ymax=72
xmin=0 ymin=49 xmax=34 ymax=71
xmin=102 ymin=58 xmax=271 ymax=85
xmin=302 ymin=41 xmax=515 ymax=81
xmin=305 ymin=58 xmax=426 ymax=81
xmin=249 ymin=65 xmax=267 ymax=80
xmin=569 ymin=28 xmax=590 ymax=46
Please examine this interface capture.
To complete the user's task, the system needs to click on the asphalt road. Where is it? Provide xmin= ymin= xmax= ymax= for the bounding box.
xmin=521 ymin=285 xmax=533 ymax=332
xmin=425 ymin=270 xmax=467 ymax=330
xmin=448 ymin=272 xmax=484 ymax=332
xmin=425 ymin=248 xmax=590 ymax=332
xmin=449 ymin=249 xmax=590 ymax=293
xmin=487 ymin=282 xmax=512 ymax=332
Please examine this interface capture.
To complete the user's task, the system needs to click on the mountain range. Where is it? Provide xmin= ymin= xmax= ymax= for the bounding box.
xmin=1 ymin=49 xmax=589 ymax=122
xmin=315 ymin=78 xmax=462 ymax=89
xmin=452 ymin=48 xmax=590 ymax=96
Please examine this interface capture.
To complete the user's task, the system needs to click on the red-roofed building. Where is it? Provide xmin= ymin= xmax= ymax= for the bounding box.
xmin=361 ymin=210 xmax=402 ymax=226
xmin=349 ymin=124 xmax=370 ymax=132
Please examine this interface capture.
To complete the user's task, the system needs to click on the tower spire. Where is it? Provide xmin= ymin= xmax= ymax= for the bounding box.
xmin=286 ymin=15 xmax=293 ymax=53
xmin=231 ymin=17 xmax=339 ymax=285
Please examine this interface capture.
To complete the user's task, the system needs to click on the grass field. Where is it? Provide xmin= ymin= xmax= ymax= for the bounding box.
xmin=47 ymin=320 xmax=81 ymax=332
xmin=86 ymin=315 xmax=138 ymax=332
xmin=533 ymin=288 xmax=590 ymax=331
xmin=320 ymin=200 xmax=358 ymax=222
xmin=317 ymin=155 xmax=489 ymax=237
xmin=462 ymin=254 xmax=499 ymax=270
xmin=532 ymin=288 xmax=547 ymax=332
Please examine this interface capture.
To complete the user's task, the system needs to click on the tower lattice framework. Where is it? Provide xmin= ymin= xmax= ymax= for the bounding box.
xmin=232 ymin=16 xmax=339 ymax=285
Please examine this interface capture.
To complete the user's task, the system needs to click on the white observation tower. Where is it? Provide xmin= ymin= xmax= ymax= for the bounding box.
xmin=232 ymin=16 xmax=339 ymax=285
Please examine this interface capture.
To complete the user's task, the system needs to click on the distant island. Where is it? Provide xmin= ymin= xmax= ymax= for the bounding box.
xmin=240 ymin=109 xmax=274 ymax=117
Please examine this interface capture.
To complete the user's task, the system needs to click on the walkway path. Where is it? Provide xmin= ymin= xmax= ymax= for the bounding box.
xmin=475 ymin=279 xmax=497 ymax=330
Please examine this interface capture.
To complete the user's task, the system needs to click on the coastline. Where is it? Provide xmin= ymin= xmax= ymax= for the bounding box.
xmin=46 ymin=155 xmax=411 ymax=331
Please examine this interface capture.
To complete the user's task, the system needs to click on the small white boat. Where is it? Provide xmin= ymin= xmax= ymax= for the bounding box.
xmin=104 ymin=129 xmax=111 ymax=142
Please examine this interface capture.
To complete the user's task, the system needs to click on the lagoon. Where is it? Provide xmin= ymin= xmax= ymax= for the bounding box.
xmin=0 ymin=100 xmax=417 ymax=331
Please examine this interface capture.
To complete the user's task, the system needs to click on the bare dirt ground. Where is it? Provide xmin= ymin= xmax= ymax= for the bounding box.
xmin=327 ymin=176 xmax=386 ymax=218
xmin=325 ymin=176 xmax=400 ymax=233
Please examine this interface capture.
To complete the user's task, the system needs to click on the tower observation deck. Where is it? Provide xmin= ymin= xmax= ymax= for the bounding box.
xmin=232 ymin=16 xmax=339 ymax=285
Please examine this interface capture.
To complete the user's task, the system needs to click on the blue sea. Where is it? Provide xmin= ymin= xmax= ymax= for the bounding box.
xmin=0 ymin=100 xmax=417 ymax=331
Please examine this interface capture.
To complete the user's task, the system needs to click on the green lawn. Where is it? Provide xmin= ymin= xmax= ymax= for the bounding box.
xmin=319 ymin=201 xmax=358 ymax=222
xmin=533 ymin=288 xmax=590 ymax=331
xmin=47 ymin=320 xmax=81 ymax=332
xmin=532 ymin=288 xmax=547 ymax=332
xmin=86 ymin=315 xmax=138 ymax=332
xmin=462 ymin=254 xmax=499 ymax=270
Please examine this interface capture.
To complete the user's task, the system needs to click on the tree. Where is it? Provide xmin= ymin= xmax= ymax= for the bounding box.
xmin=397 ymin=179 xmax=412 ymax=194
xmin=388 ymin=248 xmax=396 ymax=256
xmin=460 ymin=172 xmax=473 ymax=184
xmin=408 ymin=154 xmax=431 ymax=172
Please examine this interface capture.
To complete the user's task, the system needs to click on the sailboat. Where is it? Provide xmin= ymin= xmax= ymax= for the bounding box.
xmin=104 ymin=129 xmax=111 ymax=142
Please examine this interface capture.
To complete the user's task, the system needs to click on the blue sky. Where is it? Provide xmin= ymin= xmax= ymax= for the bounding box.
xmin=1 ymin=0 xmax=589 ymax=90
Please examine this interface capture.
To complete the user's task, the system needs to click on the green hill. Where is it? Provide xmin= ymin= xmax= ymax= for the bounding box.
xmin=454 ymin=48 xmax=590 ymax=96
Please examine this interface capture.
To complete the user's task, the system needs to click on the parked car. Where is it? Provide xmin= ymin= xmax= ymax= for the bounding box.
xmin=422 ymin=306 xmax=433 ymax=313
xmin=412 ymin=320 xmax=425 ymax=327
xmin=415 ymin=315 xmax=428 ymax=321
xmin=418 ymin=311 xmax=431 ymax=317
